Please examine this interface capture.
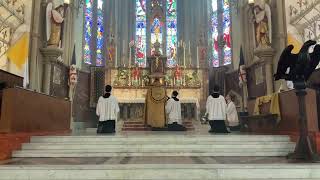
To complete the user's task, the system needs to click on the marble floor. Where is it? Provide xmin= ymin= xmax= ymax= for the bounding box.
xmin=0 ymin=120 xmax=310 ymax=166
xmin=0 ymin=156 xmax=296 ymax=165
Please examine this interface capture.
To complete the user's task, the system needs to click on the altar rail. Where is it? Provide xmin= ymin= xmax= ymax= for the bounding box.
xmin=118 ymin=98 xmax=199 ymax=121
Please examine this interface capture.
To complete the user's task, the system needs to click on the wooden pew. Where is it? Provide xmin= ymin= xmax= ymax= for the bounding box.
xmin=0 ymin=87 xmax=71 ymax=133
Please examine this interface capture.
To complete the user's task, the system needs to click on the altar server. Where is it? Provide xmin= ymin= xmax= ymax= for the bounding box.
xmin=166 ymin=91 xmax=186 ymax=131
xmin=96 ymin=85 xmax=119 ymax=133
xmin=206 ymin=85 xmax=229 ymax=133
xmin=226 ymin=94 xmax=240 ymax=131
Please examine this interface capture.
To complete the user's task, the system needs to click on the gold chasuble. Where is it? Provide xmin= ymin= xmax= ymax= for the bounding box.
xmin=145 ymin=85 xmax=167 ymax=128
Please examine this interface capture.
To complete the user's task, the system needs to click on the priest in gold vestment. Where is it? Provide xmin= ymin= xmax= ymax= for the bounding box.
xmin=144 ymin=78 xmax=167 ymax=128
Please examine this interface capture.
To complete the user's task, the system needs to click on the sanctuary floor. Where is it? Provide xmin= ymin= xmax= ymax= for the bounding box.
xmin=1 ymin=156 xmax=293 ymax=165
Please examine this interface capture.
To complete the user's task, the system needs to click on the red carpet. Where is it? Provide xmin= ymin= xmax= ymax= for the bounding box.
xmin=122 ymin=121 xmax=195 ymax=131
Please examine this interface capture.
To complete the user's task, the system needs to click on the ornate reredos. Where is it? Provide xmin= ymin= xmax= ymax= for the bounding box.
xmin=149 ymin=0 xmax=165 ymax=23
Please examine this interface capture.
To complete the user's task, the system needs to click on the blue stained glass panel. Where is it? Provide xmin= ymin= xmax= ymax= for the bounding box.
xmin=96 ymin=0 xmax=104 ymax=66
xmin=211 ymin=0 xmax=219 ymax=67
xmin=84 ymin=0 xmax=93 ymax=64
xmin=223 ymin=0 xmax=232 ymax=65
xmin=166 ymin=0 xmax=177 ymax=67
xmin=135 ymin=0 xmax=147 ymax=67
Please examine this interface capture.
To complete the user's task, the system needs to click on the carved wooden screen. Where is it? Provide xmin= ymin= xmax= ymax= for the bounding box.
xmin=90 ymin=67 xmax=105 ymax=107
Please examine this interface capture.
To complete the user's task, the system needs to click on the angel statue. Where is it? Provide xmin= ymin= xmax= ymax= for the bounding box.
xmin=253 ymin=0 xmax=272 ymax=48
xmin=46 ymin=0 xmax=65 ymax=47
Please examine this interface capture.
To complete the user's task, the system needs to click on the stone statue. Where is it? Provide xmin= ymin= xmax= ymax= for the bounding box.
xmin=132 ymin=65 xmax=141 ymax=81
xmin=46 ymin=0 xmax=65 ymax=47
xmin=253 ymin=0 xmax=272 ymax=48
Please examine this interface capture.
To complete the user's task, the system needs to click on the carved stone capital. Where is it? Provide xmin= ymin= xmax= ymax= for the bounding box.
xmin=40 ymin=47 xmax=63 ymax=64
xmin=254 ymin=47 xmax=275 ymax=58
xmin=254 ymin=47 xmax=275 ymax=64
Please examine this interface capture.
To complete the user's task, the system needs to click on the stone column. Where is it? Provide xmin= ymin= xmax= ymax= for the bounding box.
xmin=40 ymin=47 xmax=63 ymax=95
xmin=254 ymin=47 xmax=275 ymax=95
xmin=29 ymin=0 xmax=46 ymax=91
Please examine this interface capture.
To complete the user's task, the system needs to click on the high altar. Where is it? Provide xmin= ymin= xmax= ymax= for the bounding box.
xmin=92 ymin=0 xmax=206 ymax=122
xmin=108 ymin=52 xmax=203 ymax=122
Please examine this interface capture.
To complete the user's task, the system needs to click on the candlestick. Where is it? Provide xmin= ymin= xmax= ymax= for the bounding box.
xmin=129 ymin=46 xmax=132 ymax=68
xmin=115 ymin=46 xmax=118 ymax=68
xmin=183 ymin=46 xmax=186 ymax=67
xmin=122 ymin=40 xmax=125 ymax=53
xmin=196 ymin=46 xmax=199 ymax=68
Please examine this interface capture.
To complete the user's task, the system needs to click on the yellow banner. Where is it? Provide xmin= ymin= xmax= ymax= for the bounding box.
xmin=6 ymin=33 xmax=29 ymax=69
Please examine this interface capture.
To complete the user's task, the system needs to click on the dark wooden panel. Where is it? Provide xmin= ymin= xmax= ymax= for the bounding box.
xmin=73 ymin=71 xmax=97 ymax=127
xmin=0 ymin=70 xmax=23 ymax=120
xmin=0 ymin=70 xmax=23 ymax=88
xmin=50 ymin=63 xmax=69 ymax=98
xmin=246 ymin=64 xmax=267 ymax=98
xmin=0 ymin=88 xmax=71 ymax=133
xmin=225 ymin=70 xmax=242 ymax=96
xmin=278 ymin=88 xmax=318 ymax=133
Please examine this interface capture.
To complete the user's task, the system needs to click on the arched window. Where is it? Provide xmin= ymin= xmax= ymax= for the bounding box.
xmin=211 ymin=0 xmax=232 ymax=67
xmin=83 ymin=0 xmax=105 ymax=66
xmin=83 ymin=0 xmax=93 ymax=65
xmin=135 ymin=0 xmax=178 ymax=67
xmin=135 ymin=0 xmax=147 ymax=67
xmin=166 ymin=0 xmax=177 ymax=67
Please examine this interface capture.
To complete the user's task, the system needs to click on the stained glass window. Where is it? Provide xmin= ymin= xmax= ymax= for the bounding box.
xmin=135 ymin=0 xmax=147 ymax=67
xmin=151 ymin=17 xmax=163 ymax=55
xmin=223 ymin=0 xmax=231 ymax=65
xmin=211 ymin=0 xmax=232 ymax=67
xmin=96 ymin=0 xmax=104 ymax=66
xmin=211 ymin=0 xmax=219 ymax=67
xmin=84 ymin=0 xmax=93 ymax=64
xmin=166 ymin=0 xmax=177 ymax=67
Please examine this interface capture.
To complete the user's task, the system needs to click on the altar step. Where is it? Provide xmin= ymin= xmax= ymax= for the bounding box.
xmin=12 ymin=135 xmax=295 ymax=158
xmin=1 ymin=164 xmax=320 ymax=180
xmin=122 ymin=121 xmax=195 ymax=131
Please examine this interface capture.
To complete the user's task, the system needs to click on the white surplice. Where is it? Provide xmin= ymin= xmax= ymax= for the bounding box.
xmin=165 ymin=98 xmax=182 ymax=124
xmin=226 ymin=101 xmax=239 ymax=126
xmin=205 ymin=95 xmax=227 ymax=121
xmin=96 ymin=95 xmax=120 ymax=122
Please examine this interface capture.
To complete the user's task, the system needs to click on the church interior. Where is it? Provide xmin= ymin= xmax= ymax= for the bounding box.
xmin=1 ymin=0 xmax=320 ymax=179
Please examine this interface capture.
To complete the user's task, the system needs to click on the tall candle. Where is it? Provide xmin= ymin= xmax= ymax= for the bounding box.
xmin=115 ymin=45 xmax=118 ymax=67
xmin=129 ymin=46 xmax=132 ymax=67
xmin=196 ymin=46 xmax=199 ymax=68
xmin=183 ymin=45 xmax=186 ymax=67
xmin=188 ymin=41 xmax=191 ymax=54
xmin=122 ymin=40 xmax=125 ymax=53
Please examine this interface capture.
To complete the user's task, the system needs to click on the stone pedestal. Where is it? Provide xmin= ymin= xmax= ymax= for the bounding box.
xmin=254 ymin=47 xmax=275 ymax=95
xmin=40 ymin=47 xmax=63 ymax=95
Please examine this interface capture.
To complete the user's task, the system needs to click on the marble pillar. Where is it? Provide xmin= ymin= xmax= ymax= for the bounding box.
xmin=254 ymin=48 xmax=276 ymax=95
xmin=40 ymin=47 xmax=63 ymax=95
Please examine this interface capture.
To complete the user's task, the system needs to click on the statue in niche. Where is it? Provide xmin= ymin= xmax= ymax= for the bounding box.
xmin=174 ymin=65 xmax=182 ymax=86
xmin=253 ymin=0 xmax=272 ymax=48
xmin=46 ymin=0 xmax=65 ymax=47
